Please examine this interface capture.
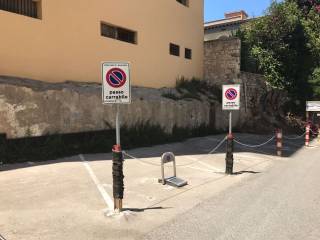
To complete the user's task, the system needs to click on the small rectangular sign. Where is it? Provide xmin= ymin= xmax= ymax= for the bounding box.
xmin=222 ymin=84 xmax=241 ymax=110
xmin=306 ymin=101 xmax=320 ymax=112
xmin=102 ymin=62 xmax=131 ymax=104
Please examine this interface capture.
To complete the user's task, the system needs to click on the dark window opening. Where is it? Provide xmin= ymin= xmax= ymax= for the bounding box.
xmin=185 ymin=48 xmax=192 ymax=59
xmin=101 ymin=22 xmax=137 ymax=44
xmin=0 ymin=0 xmax=40 ymax=19
xmin=176 ymin=0 xmax=189 ymax=7
xmin=170 ymin=43 xmax=180 ymax=57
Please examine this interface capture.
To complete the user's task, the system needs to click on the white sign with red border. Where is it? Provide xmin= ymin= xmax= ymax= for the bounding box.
xmin=222 ymin=84 xmax=241 ymax=110
xmin=306 ymin=101 xmax=320 ymax=112
xmin=102 ymin=62 xmax=131 ymax=104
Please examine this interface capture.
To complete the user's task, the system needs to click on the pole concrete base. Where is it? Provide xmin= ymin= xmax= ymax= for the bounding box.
xmin=114 ymin=198 xmax=123 ymax=212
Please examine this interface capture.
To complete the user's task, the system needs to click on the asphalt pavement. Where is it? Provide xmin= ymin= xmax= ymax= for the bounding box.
xmin=143 ymin=142 xmax=320 ymax=240
xmin=0 ymin=134 xmax=318 ymax=240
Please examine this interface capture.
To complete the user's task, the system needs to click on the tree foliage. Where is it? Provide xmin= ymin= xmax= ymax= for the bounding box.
xmin=309 ymin=67 xmax=320 ymax=97
xmin=238 ymin=0 xmax=320 ymax=112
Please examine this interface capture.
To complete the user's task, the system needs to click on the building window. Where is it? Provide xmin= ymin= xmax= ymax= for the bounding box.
xmin=185 ymin=48 xmax=192 ymax=60
xmin=170 ymin=43 xmax=180 ymax=57
xmin=101 ymin=22 xmax=137 ymax=44
xmin=176 ymin=0 xmax=189 ymax=7
xmin=0 ymin=0 xmax=41 ymax=19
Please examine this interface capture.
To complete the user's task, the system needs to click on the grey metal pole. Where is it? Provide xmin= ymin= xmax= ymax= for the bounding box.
xmin=116 ymin=104 xmax=120 ymax=146
xmin=229 ymin=111 xmax=232 ymax=135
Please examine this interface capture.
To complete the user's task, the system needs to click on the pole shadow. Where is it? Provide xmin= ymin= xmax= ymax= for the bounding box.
xmin=0 ymin=234 xmax=7 ymax=240
xmin=232 ymin=171 xmax=261 ymax=175
xmin=122 ymin=206 xmax=170 ymax=212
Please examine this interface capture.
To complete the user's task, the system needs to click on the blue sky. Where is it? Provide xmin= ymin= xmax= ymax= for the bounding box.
xmin=204 ymin=0 xmax=273 ymax=22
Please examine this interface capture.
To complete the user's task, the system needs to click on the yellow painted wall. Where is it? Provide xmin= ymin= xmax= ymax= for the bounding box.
xmin=0 ymin=0 xmax=204 ymax=88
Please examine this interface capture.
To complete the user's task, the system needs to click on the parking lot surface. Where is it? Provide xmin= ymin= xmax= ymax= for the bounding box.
xmin=0 ymin=133 xmax=312 ymax=240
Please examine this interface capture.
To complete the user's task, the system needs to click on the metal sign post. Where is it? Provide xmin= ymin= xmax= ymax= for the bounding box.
xmin=222 ymin=84 xmax=240 ymax=175
xmin=102 ymin=62 xmax=131 ymax=212
xmin=116 ymin=104 xmax=121 ymax=146
xmin=229 ymin=111 xmax=232 ymax=135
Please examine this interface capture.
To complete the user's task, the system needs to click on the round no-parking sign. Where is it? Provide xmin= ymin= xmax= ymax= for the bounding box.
xmin=223 ymin=85 xmax=240 ymax=110
xmin=225 ymin=88 xmax=238 ymax=101
xmin=106 ymin=68 xmax=127 ymax=88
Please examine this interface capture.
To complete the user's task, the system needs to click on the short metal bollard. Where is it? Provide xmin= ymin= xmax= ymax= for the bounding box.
xmin=276 ymin=129 xmax=283 ymax=157
xmin=225 ymin=134 xmax=234 ymax=175
xmin=305 ymin=124 xmax=311 ymax=146
xmin=112 ymin=144 xmax=124 ymax=211
xmin=158 ymin=152 xmax=187 ymax=188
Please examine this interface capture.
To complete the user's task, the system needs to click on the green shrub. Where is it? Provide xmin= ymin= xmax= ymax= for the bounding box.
xmin=161 ymin=77 xmax=222 ymax=103
xmin=161 ymin=92 xmax=181 ymax=101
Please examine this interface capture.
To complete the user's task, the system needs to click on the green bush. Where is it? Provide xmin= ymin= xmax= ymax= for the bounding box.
xmin=237 ymin=0 xmax=320 ymax=113
xmin=162 ymin=77 xmax=222 ymax=103
xmin=161 ymin=92 xmax=182 ymax=101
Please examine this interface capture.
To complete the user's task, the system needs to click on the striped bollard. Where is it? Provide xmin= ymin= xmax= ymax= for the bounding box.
xmin=276 ymin=129 xmax=283 ymax=157
xmin=305 ymin=124 xmax=311 ymax=147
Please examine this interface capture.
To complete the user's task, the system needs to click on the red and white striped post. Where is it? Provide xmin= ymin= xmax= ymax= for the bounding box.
xmin=276 ymin=129 xmax=283 ymax=157
xmin=305 ymin=123 xmax=311 ymax=147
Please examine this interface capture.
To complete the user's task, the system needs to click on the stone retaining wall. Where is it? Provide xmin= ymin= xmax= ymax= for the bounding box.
xmin=204 ymin=37 xmax=241 ymax=85
xmin=0 ymin=76 xmax=213 ymax=139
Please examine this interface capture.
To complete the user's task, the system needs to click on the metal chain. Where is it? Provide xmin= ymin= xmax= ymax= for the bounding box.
xmin=234 ymin=136 xmax=275 ymax=148
xmin=123 ymin=151 xmax=161 ymax=166
xmin=124 ymin=129 xmax=315 ymax=167
xmin=123 ymin=136 xmax=227 ymax=167
xmin=310 ymin=129 xmax=319 ymax=135
xmin=176 ymin=137 xmax=227 ymax=167
xmin=207 ymin=136 xmax=227 ymax=154
xmin=283 ymin=132 xmax=306 ymax=140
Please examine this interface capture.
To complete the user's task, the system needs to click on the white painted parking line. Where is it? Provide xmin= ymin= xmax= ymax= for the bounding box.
xmin=198 ymin=160 xmax=222 ymax=172
xmin=186 ymin=166 xmax=219 ymax=173
xmin=236 ymin=154 xmax=266 ymax=160
xmin=79 ymin=154 xmax=114 ymax=211
xmin=184 ymin=156 xmax=223 ymax=172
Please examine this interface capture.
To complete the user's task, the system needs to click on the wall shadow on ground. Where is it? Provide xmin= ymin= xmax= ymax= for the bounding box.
xmin=0 ymin=124 xmax=221 ymax=164
xmin=0 ymin=132 xmax=312 ymax=172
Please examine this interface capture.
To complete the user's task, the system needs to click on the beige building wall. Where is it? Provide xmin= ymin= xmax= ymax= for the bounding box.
xmin=0 ymin=0 xmax=204 ymax=88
